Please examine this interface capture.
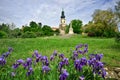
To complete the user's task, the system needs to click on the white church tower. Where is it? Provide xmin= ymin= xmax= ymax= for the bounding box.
xmin=59 ymin=9 xmax=66 ymax=35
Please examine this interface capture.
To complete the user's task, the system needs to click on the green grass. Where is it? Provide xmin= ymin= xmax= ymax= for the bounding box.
xmin=0 ymin=35 xmax=120 ymax=67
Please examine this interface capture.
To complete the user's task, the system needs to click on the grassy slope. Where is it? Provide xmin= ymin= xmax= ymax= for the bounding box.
xmin=0 ymin=35 xmax=120 ymax=67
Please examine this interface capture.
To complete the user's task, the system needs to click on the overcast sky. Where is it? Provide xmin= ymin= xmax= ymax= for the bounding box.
xmin=0 ymin=0 xmax=119 ymax=28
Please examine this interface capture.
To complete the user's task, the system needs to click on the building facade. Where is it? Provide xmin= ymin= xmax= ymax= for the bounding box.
xmin=59 ymin=10 xmax=66 ymax=35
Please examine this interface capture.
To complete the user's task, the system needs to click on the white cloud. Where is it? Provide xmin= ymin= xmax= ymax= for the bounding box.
xmin=0 ymin=0 xmax=118 ymax=28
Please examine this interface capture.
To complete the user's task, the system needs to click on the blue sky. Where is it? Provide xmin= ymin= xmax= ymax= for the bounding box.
xmin=0 ymin=0 xmax=119 ymax=28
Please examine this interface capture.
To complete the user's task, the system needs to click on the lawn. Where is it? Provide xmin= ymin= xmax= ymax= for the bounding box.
xmin=0 ymin=35 xmax=120 ymax=67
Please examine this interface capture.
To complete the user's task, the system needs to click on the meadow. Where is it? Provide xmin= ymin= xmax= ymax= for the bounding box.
xmin=0 ymin=35 xmax=120 ymax=67
xmin=0 ymin=35 xmax=120 ymax=80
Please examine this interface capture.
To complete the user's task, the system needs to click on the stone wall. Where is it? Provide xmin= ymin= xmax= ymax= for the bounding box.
xmin=104 ymin=67 xmax=120 ymax=80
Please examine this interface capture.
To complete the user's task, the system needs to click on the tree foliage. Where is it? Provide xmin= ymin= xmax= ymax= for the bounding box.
xmin=115 ymin=1 xmax=120 ymax=31
xmin=71 ymin=19 xmax=82 ymax=34
xmin=10 ymin=28 xmax=22 ymax=38
xmin=0 ymin=23 xmax=10 ymax=34
xmin=30 ymin=21 xmax=38 ymax=28
xmin=85 ymin=9 xmax=118 ymax=37
xmin=65 ymin=25 xmax=70 ymax=34
xmin=21 ymin=31 xmax=36 ymax=38
xmin=54 ymin=29 xmax=60 ymax=35
xmin=0 ymin=30 xmax=8 ymax=38
xmin=0 ymin=21 xmax=55 ymax=38
xmin=42 ymin=25 xmax=53 ymax=36
xmin=115 ymin=1 xmax=120 ymax=19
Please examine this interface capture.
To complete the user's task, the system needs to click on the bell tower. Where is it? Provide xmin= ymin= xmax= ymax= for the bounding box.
xmin=59 ymin=9 xmax=66 ymax=35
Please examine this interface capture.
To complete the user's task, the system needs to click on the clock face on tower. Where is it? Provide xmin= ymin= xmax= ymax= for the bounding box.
xmin=61 ymin=19 xmax=65 ymax=24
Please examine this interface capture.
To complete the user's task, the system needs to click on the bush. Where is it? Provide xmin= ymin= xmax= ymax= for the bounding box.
xmin=115 ymin=32 xmax=120 ymax=43
xmin=87 ymin=32 xmax=95 ymax=37
xmin=35 ymin=31 xmax=44 ymax=37
xmin=21 ymin=31 xmax=36 ymax=38
xmin=0 ymin=31 xmax=8 ymax=38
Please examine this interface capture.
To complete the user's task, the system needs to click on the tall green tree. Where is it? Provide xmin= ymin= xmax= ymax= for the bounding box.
xmin=42 ymin=25 xmax=53 ymax=36
xmin=86 ymin=9 xmax=118 ymax=37
xmin=115 ymin=1 xmax=120 ymax=19
xmin=10 ymin=28 xmax=22 ymax=38
xmin=0 ymin=23 xmax=10 ymax=33
xmin=71 ymin=19 xmax=82 ymax=34
xmin=29 ymin=21 xmax=38 ymax=28
xmin=29 ymin=21 xmax=39 ymax=32
xmin=22 ymin=26 xmax=31 ymax=32
xmin=115 ymin=1 xmax=120 ymax=31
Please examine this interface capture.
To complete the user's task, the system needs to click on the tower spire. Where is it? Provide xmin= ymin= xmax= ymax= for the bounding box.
xmin=62 ymin=8 xmax=64 ymax=11
xmin=61 ymin=8 xmax=65 ymax=18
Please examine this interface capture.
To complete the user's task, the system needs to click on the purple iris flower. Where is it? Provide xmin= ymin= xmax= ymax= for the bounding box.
xmin=23 ymin=63 xmax=28 ymax=69
xmin=12 ymin=63 xmax=19 ymax=69
xmin=8 ymin=47 xmax=13 ymax=52
xmin=26 ymin=67 xmax=33 ymax=76
xmin=73 ymin=51 xmax=78 ymax=56
xmin=75 ymin=44 xmax=88 ymax=55
xmin=72 ymin=51 xmax=78 ymax=60
xmin=74 ymin=59 xmax=83 ymax=71
xmin=11 ymin=72 xmax=16 ymax=76
xmin=42 ymin=65 xmax=50 ymax=73
xmin=26 ymin=58 xmax=32 ymax=67
xmin=76 ymin=44 xmax=83 ymax=50
xmin=34 ymin=50 xmax=39 ymax=57
xmin=84 ymin=44 xmax=88 ymax=48
xmin=12 ymin=59 xmax=24 ymax=69
xmin=62 ymin=58 xmax=69 ymax=65
xmin=50 ymin=55 xmax=54 ymax=61
xmin=59 ymin=69 xmax=69 ymax=80
xmin=0 ymin=57 xmax=6 ymax=66
xmin=76 ymin=45 xmax=79 ymax=50
xmin=79 ymin=76 xmax=85 ymax=80
xmin=88 ymin=60 xmax=92 ymax=66
xmin=41 ymin=56 xmax=48 ymax=62
xmin=17 ymin=59 xmax=24 ymax=64
xmin=41 ymin=56 xmax=49 ymax=66
xmin=59 ymin=54 xmax=64 ymax=59
xmin=58 ymin=62 xmax=64 ymax=72
xmin=5 ymin=52 xmax=10 ymax=57
xmin=74 ymin=59 xmax=80 ymax=69
xmin=77 ymin=64 xmax=83 ymax=71
xmin=45 ymin=60 xmax=49 ymax=66
xmin=101 ymin=69 xmax=106 ymax=78
xmin=1 ymin=53 xmax=6 ymax=58
xmin=89 ymin=54 xmax=95 ymax=60
xmin=23 ymin=58 xmax=32 ymax=69
xmin=26 ymin=58 xmax=32 ymax=62
xmin=77 ymin=50 xmax=83 ymax=54
xmin=95 ymin=54 xmax=103 ymax=61
xmin=80 ymin=57 xmax=87 ymax=66
xmin=83 ymin=47 xmax=88 ymax=53
xmin=36 ymin=54 xmax=42 ymax=62
xmin=93 ymin=61 xmax=104 ymax=73
xmin=53 ymin=50 xmax=57 ymax=56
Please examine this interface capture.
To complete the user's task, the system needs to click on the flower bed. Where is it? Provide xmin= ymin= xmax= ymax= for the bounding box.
xmin=0 ymin=44 xmax=106 ymax=80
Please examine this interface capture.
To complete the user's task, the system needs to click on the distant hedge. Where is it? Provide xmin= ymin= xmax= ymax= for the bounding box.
xmin=21 ymin=31 xmax=36 ymax=38
xmin=0 ymin=31 xmax=8 ymax=38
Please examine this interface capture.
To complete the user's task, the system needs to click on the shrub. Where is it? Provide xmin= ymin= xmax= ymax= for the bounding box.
xmin=87 ymin=32 xmax=95 ymax=37
xmin=0 ymin=31 xmax=8 ymax=38
xmin=115 ymin=32 xmax=120 ymax=43
xmin=35 ymin=31 xmax=44 ymax=37
xmin=21 ymin=31 xmax=36 ymax=38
